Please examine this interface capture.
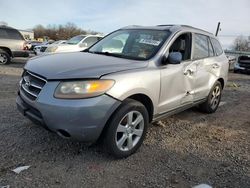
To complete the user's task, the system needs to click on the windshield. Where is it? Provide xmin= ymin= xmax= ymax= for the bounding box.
xmin=88 ymin=29 xmax=170 ymax=60
xmin=67 ymin=35 xmax=85 ymax=45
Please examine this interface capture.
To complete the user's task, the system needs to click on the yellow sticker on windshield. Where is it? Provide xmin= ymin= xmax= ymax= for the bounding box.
xmin=139 ymin=39 xmax=161 ymax=46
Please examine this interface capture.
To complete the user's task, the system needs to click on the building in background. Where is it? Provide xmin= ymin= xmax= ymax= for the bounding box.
xmin=18 ymin=29 xmax=34 ymax=40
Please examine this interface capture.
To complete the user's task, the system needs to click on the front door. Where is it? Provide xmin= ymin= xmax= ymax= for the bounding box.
xmin=158 ymin=32 xmax=195 ymax=114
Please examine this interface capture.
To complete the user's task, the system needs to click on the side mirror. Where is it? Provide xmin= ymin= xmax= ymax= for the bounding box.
xmin=165 ymin=52 xmax=182 ymax=64
xmin=79 ymin=42 xmax=88 ymax=48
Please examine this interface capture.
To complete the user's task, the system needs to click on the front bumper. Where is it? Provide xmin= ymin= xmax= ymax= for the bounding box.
xmin=16 ymin=84 xmax=121 ymax=142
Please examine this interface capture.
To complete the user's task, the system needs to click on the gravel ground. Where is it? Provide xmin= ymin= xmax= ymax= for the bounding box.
xmin=0 ymin=58 xmax=249 ymax=188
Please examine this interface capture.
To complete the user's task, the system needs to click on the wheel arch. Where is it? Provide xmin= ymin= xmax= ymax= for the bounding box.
xmin=126 ymin=93 xmax=154 ymax=123
xmin=217 ymin=78 xmax=224 ymax=89
xmin=0 ymin=47 xmax=13 ymax=57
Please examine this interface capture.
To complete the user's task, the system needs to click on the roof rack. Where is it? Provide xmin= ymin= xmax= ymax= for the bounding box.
xmin=157 ymin=24 xmax=213 ymax=35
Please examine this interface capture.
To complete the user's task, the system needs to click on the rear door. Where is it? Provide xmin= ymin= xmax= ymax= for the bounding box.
xmin=192 ymin=33 xmax=217 ymax=101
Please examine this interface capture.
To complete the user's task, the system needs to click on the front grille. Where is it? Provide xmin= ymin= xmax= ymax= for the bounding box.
xmin=40 ymin=46 xmax=47 ymax=52
xmin=239 ymin=60 xmax=250 ymax=69
xmin=238 ymin=56 xmax=250 ymax=69
xmin=20 ymin=71 xmax=47 ymax=100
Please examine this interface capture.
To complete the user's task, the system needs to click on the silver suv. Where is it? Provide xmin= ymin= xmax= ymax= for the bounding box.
xmin=0 ymin=25 xmax=29 ymax=64
xmin=16 ymin=25 xmax=228 ymax=158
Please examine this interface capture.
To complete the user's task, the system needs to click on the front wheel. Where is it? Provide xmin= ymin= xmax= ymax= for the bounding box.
xmin=103 ymin=99 xmax=149 ymax=158
xmin=198 ymin=81 xmax=222 ymax=113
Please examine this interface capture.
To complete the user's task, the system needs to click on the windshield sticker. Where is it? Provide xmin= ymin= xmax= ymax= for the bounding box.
xmin=139 ymin=39 xmax=161 ymax=46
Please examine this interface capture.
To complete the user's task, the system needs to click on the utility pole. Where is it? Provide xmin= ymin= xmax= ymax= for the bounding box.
xmin=215 ymin=22 xmax=221 ymax=36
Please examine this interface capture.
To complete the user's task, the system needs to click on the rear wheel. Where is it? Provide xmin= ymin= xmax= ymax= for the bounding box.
xmin=0 ymin=49 xmax=11 ymax=65
xmin=103 ymin=99 xmax=149 ymax=158
xmin=198 ymin=81 xmax=222 ymax=113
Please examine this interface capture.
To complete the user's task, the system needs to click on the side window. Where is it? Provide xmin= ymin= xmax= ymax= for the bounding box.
xmin=193 ymin=34 xmax=209 ymax=60
xmin=7 ymin=29 xmax=23 ymax=40
xmin=208 ymin=38 xmax=214 ymax=57
xmin=0 ymin=28 xmax=9 ymax=39
xmin=169 ymin=33 xmax=192 ymax=61
xmin=83 ymin=37 xmax=98 ymax=47
xmin=211 ymin=38 xmax=223 ymax=56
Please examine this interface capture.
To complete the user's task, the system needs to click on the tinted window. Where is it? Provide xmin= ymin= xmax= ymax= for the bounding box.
xmin=193 ymin=34 xmax=209 ymax=60
xmin=7 ymin=29 xmax=23 ymax=40
xmin=208 ymin=38 xmax=214 ymax=56
xmin=0 ymin=28 xmax=8 ymax=39
xmin=0 ymin=28 xmax=23 ymax=40
xmin=83 ymin=37 xmax=99 ymax=47
xmin=211 ymin=38 xmax=223 ymax=56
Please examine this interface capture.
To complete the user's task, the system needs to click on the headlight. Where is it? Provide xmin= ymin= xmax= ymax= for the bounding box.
xmin=46 ymin=46 xmax=58 ymax=52
xmin=54 ymin=80 xmax=115 ymax=99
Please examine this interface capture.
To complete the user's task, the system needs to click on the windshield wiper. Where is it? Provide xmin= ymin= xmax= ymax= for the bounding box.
xmin=88 ymin=51 xmax=124 ymax=58
xmin=86 ymin=51 xmax=145 ymax=60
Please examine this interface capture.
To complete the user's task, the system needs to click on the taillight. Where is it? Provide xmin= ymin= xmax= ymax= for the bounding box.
xmin=23 ymin=41 xmax=27 ymax=50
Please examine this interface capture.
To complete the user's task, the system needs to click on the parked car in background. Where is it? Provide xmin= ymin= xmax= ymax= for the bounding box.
xmin=33 ymin=40 xmax=64 ymax=55
xmin=33 ymin=40 xmax=55 ymax=55
xmin=0 ymin=25 xmax=29 ymax=64
xmin=35 ymin=40 xmax=66 ymax=55
xmin=16 ymin=25 xmax=228 ymax=158
xmin=28 ymin=41 xmax=43 ymax=51
xmin=234 ymin=55 xmax=250 ymax=73
xmin=45 ymin=35 xmax=102 ymax=54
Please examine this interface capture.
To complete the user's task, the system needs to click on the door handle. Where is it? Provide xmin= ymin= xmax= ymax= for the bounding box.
xmin=212 ymin=63 xmax=220 ymax=69
xmin=184 ymin=69 xmax=194 ymax=76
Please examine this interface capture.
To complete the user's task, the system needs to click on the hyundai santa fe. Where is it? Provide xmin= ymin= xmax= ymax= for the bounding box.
xmin=16 ymin=25 xmax=228 ymax=158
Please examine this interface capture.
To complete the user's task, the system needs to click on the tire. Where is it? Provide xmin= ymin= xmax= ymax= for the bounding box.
xmin=198 ymin=81 xmax=222 ymax=113
xmin=103 ymin=99 xmax=149 ymax=158
xmin=233 ymin=69 xmax=238 ymax=73
xmin=0 ymin=49 xmax=11 ymax=65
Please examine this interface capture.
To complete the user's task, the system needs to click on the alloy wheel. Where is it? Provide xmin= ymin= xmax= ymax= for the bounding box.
xmin=0 ymin=53 xmax=8 ymax=64
xmin=210 ymin=85 xmax=221 ymax=109
xmin=115 ymin=111 xmax=144 ymax=151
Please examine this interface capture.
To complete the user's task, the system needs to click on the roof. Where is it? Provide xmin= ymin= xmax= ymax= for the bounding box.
xmin=120 ymin=24 xmax=214 ymax=37
xmin=0 ymin=25 xmax=16 ymax=30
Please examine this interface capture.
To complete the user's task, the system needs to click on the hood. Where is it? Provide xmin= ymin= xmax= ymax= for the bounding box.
xmin=25 ymin=52 xmax=148 ymax=80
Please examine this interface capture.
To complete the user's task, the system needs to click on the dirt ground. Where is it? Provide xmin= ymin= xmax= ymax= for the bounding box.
xmin=0 ymin=58 xmax=249 ymax=188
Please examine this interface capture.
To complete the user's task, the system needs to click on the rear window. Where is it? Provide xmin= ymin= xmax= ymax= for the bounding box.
xmin=211 ymin=38 xmax=223 ymax=56
xmin=0 ymin=28 xmax=24 ymax=40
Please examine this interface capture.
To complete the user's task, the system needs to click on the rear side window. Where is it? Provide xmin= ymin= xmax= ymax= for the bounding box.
xmin=193 ymin=34 xmax=209 ymax=60
xmin=211 ymin=38 xmax=223 ymax=56
xmin=0 ymin=28 xmax=23 ymax=40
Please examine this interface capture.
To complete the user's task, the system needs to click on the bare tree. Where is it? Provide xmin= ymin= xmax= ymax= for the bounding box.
xmin=33 ymin=22 xmax=99 ymax=41
xmin=232 ymin=35 xmax=250 ymax=51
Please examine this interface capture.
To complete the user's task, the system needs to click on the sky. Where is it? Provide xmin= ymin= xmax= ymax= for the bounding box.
xmin=1 ymin=0 xmax=250 ymax=49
